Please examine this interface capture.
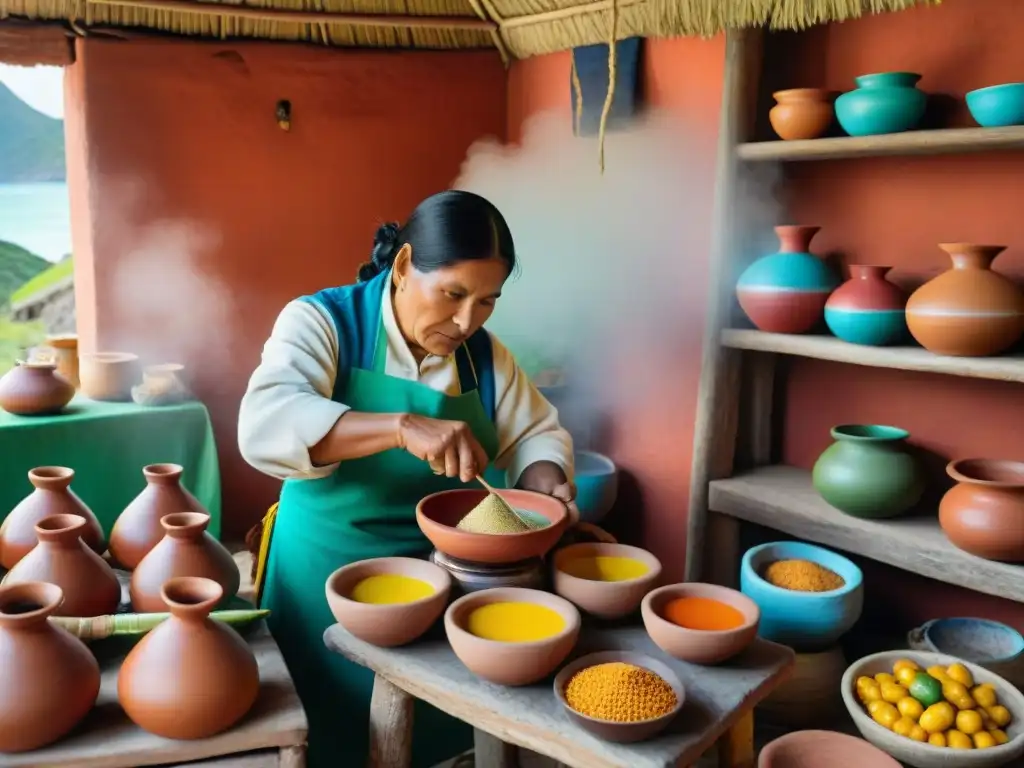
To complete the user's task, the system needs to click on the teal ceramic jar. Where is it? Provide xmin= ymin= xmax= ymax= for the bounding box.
xmin=835 ymin=72 xmax=927 ymax=136
xmin=812 ymin=425 xmax=926 ymax=518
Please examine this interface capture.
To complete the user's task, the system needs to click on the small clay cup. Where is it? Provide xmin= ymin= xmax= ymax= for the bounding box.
xmin=444 ymin=587 xmax=580 ymax=686
xmin=325 ymin=557 xmax=452 ymax=647
xmin=79 ymin=351 xmax=140 ymax=401
xmin=551 ymin=542 xmax=662 ymax=619
xmin=769 ymin=88 xmax=836 ymax=141
xmin=554 ymin=650 xmax=684 ymax=744
xmin=641 ymin=583 xmax=760 ymax=665
xmin=759 ymin=730 xmax=901 ymax=768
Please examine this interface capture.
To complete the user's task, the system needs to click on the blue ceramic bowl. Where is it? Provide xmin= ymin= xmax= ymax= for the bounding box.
xmin=573 ymin=450 xmax=619 ymax=524
xmin=920 ymin=617 xmax=1024 ymax=664
xmin=741 ymin=541 xmax=864 ymax=651
xmin=967 ymin=83 xmax=1024 ymax=128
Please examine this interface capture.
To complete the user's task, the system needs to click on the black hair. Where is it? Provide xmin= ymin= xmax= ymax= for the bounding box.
xmin=357 ymin=190 xmax=516 ymax=283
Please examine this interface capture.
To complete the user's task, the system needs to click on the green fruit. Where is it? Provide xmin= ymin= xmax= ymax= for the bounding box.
xmin=910 ymin=672 xmax=943 ymax=707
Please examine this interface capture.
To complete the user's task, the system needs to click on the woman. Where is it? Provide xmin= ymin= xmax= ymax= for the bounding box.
xmin=238 ymin=190 xmax=576 ymax=767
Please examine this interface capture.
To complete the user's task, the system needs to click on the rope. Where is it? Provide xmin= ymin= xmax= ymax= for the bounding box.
xmin=596 ymin=0 xmax=618 ymax=174
xmin=570 ymin=51 xmax=583 ymax=137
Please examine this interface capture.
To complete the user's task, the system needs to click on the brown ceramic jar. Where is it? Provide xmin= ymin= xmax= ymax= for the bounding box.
xmin=129 ymin=512 xmax=239 ymax=612
xmin=3 ymin=514 xmax=122 ymax=617
xmin=939 ymin=459 xmax=1024 ymax=562
xmin=0 ymin=466 xmax=105 ymax=570
xmin=118 ymin=577 xmax=260 ymax=739
xmin=0 ymin=581 xmax=101 ymax=752
xmin=769 ymin=88 xmax=835 ymax=141
xmin=0 ymin=361 xmax=75 ymax=415
xmin=109 ymin=463 xmax=209 ymax=569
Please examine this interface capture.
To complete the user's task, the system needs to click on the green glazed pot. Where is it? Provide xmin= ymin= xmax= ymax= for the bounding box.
xmin=812 ymin=424 xmax=926 ymax=518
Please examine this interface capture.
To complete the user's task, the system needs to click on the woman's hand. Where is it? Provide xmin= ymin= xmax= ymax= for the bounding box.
xmin=516 ymin=460 xmax=579 ymax=525
xmin=397 ymin=414 xmax=489 ymax=483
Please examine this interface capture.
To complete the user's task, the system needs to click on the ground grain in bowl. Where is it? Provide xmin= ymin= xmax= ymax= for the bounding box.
xmin=762 ymin=559 xmax=845 ymax=592
xmin=564 ymin=662 xmax=677 ymax=722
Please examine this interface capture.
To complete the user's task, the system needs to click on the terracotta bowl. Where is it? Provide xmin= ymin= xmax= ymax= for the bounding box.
xmin=759 ymin=730 xmax=901 ymax=768
xmin=79 ymin=352 xmax=141 ymax=402
xmin=444 ymin=587 xmax=580 ymax=686
xmin=551 ymin=543 xmax=662 ymax=619
xmin=416 ymin=489 xmax=569 ymax=565
xmin=325 ymin=557 xmax=451 ymax=647
xmin=641 ymin=583 xmax=760 ymax=665
xmin=843 ymin=650 xmax=1024 ymax=768
xmin=553 ymin=650 xmax=684 ymax=743
xmin=143 ymin=363 xmax=185 ymax=386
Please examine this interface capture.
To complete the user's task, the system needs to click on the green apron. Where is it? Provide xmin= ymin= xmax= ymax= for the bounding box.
xmin=262 ymin=322 xmax=499 ymax=768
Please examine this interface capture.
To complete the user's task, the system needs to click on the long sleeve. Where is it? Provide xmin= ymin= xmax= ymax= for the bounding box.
xmin=490 ymin=334 xmax=575 ymax=487
xmin=238 ymin=300 xmax=350 ymax=480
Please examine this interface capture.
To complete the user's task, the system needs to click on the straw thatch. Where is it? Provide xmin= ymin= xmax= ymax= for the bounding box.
xmin=0 ymin=0 xmax=939 ymax=60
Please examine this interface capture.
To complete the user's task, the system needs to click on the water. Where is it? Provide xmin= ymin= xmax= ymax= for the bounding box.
xmin=0 ymin=182 xmax=71 ymax=262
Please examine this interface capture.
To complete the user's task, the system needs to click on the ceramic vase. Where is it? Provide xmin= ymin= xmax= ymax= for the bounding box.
xmin=0 ymin=466 xmax=105 ymax=570
xmin=906 ymin=244 xmax=1024 ymax=357
xmin=2 ymin=514 xmax=122 ymax=617
xmin=824 ymin=266 xmax=908 ymax=346
xmin=0 ymin=361 xmax=75 ymax=416
xmin=769 ymin=89 xmax=835 ymax=141
xmin=736 ymin=226 xmax=839 ymax=334
xmin=0 ymin=582 xmax=101 ymax=752
xmin=939 ymin=459 xmax=1024 ymax=562
xmin=130 ymin=512 xmax=239 ymax=612
xmin=118 ymin=577 xmax=260 ymax=739
xmin=109 ymin=463 xmax=209 ymax=569
xmin=812 ymin=425 xmax=926 ymax=518
xmin=834 ymin=72 xmax=927 ymax=136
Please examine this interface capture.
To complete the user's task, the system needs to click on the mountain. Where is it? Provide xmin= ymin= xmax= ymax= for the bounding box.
xmin=0 ymin=240 xmax=49 ymax=307
xmin=0 ymin=83 xmax=65 ymax=183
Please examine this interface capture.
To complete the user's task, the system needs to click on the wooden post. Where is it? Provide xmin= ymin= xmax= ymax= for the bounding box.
xmin=474 ymin=729 xmax=518 ymax=767
xmin=718 ymin=711 xmax=755 ymax=768
xmin=279 ymin=746 xmax=307 ymax=768
xmin=367 ymin=675 xmax=414 ymax=768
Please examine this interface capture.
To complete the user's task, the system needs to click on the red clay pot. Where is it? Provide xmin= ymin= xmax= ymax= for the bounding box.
xmin=0 ymin=582 xmax=101 ymax=752
xmin=0 ymin=361 xmax=75 ymax=416
xmin=118 ymin=577 xmax=260 ymax=739
xmin=769 ymin=88 xmax=835 ymax=141
xmin=129 ymin=512 xmax=239 ymax=612
xmin=939 ymin=459 xmax=1024 ymax=561
xmin=109 ymin=463 xmax=209 ymax=569
xmin=0 ymin=466 xmax=105 ymax=570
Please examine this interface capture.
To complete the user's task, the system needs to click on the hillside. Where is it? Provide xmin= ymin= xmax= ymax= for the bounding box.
xmin=0 ymin=83 xmax=65 ymax=183
xmin=0 ymin=240 xmax=49 ymax=306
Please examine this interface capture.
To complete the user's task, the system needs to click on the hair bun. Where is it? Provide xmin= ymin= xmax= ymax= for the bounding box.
xmin=374 ymin=222 xmax=400 ymax=251
xmin=358 ymin=222 xmax=402 ymax=282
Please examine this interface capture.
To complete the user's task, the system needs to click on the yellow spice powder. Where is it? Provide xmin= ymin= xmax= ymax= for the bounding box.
xmin=564 ymin=662 xmax=677 ymax=723
xmin=762 ymin=559 xmax=845 ymax=592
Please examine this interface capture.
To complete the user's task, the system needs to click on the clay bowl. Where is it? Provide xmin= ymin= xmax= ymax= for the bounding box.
xmin=843 ymin=650 xmax=1024 ymax=768
xmin=641 ymin=582 xmax=759 ymax=665
xmin=143 ymin=363 xmax=185 ymax=387
xmin=554 ymin=650 xmax=684 ymax=744
xmin=909 ymin=617 xmax=1024 ymax=688
xmin=325 ymin=557 xmax=451 ymax=647
xmin=417 ymin=489 xmax=569 ymax=565
xmin=79 ymin=352 xmax=141 ymax=402
xmin=551 ymin=543 xmax=662 ymax=619
xmin=759 ymin=730 xmax=901 ymax=768
xmin=444 ymin=587 xmax=580 ymax=686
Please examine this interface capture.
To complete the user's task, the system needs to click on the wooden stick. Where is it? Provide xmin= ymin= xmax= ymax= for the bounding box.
xmin=499 ymin=0 xmax=644 ymax=29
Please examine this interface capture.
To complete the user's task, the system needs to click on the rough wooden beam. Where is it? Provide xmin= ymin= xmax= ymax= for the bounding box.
xmin=0 ymin=19 xmax=74 ymax=66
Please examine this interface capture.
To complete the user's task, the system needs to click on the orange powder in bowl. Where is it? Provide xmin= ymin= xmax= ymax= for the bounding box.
xmin=661 ymin=596 xmax=746 ymax=631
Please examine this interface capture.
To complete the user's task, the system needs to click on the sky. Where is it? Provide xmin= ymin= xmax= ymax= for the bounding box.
xmin=0 ymin=64 xmax=63 ymax=118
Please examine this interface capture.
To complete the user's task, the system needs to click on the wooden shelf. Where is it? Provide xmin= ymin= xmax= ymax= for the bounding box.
xmin=722 ymin=329 xmax=1024 ymax=383
xmin=737 ymin=126 xmax=1024 ymax=162
xmin=709 ymin=465 xmax=1024 ymax=604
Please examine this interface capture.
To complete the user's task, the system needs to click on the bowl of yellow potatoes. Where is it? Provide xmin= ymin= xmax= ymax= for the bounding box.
xmin=842 ymin=650 xmax=1024 ymax=767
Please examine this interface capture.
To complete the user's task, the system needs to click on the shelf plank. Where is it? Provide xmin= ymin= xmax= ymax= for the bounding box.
xmin=721 ymin=329 xmax=1024 ymax=383
xmin=709 ymin=465 xmax=1024 ymax=604
xmin=737 ymin=126 xmax=1024 ymax=162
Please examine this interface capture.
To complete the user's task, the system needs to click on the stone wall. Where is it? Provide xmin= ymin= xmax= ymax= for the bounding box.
xmin=10 ymin=277 xmax=76 ymax=334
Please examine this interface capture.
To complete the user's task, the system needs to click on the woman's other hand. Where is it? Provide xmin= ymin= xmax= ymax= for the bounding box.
xmin=516 ymin=460 xmax=579 ymax=525
xmin=397 ymin=414 xmax=489 ymax=483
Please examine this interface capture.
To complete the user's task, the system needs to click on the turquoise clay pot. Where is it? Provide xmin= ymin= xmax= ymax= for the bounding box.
xmin=835 ymin=72 xmax=927 ymax=137
xmin=812 ymin=425 xmax=926 ymax=519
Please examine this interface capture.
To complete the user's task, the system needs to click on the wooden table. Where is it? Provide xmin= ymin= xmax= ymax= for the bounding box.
xmin=324 ymin=624 xmax=794 ymax=768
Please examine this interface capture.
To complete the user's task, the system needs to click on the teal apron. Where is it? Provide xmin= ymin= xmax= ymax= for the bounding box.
xmin=261 ymin=311 xmax=499 ymax=768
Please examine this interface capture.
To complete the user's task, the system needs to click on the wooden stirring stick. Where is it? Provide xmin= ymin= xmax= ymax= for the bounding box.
xmin=475 ymin=475 xmax=533 ymax=526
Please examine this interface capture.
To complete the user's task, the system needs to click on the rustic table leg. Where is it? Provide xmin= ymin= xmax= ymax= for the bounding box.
xmin=474 ymin=729 xmax=518 ymax=768
xmin=368 ymin=674 xmax=414 ymax=768
xmin=279 ymin=745 xmax=306 ymax=767
xmin=718 ymin=711 xmax=754 ymax=768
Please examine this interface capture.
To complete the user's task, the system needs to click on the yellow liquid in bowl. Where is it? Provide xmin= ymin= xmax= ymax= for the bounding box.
xmin=350 ymin=574 xmax=435 ymax=604
xmin=560 ymin=555 xmax=649 ymax=582
xmin=466 ymin=601 xmax=566 ymax=642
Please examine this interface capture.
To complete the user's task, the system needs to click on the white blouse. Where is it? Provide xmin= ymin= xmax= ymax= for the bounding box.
xmin=238 ymin=281 xmax=574 ymax=487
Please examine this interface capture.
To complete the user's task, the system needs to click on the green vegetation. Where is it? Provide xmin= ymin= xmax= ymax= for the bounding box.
xmin=0 ymin=83 xmax=65 ymax=183
xmin=0 ymin=316 xmax=46 ymax=375
xmin=0 ymin=240 xmax=48 ymax=307
xmin=9 ymin=257 xmax=72 ymax=305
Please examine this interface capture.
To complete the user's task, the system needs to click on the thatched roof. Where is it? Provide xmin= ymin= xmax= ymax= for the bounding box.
xmin=0 ymin=0 xmax=938 ymax=61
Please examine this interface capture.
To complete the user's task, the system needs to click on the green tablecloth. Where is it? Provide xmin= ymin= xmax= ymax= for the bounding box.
xmin=0 ymin=396 xmax=221 ymax=539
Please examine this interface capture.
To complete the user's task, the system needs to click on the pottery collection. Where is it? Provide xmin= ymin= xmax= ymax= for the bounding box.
xmin=834 ymin=72 xmax=927 ymax=136
xmin=769 ymin=88 xmax=835 ymax=141
xmin=823 ymin=266 xmax=907 ymax=346
xmin=939 ymin=459 xmax=1024 ymax=562
xmin=0 ymin=361 xmax=75 ymax=416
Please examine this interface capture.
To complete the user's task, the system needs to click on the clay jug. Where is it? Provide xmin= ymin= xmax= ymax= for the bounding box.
xmin=0 ymin=466 xmax=105 ymax=570
xmin=110 ymin=463 xmax=209 ymax=569
xmin=0 ymin=581 xmax=101 ymax=752
xmin=939 ymin=459 xmax=1024 ymax=562
xmin=769 ymin=89 xmax=835 ymax=141
xmin=824 ymin=266 xmax=908 ymax=346
xmin=0 ymin=361 xmax=75 ymax=416
xmin=118 ymin=577 xmax=259 ymax=739
xmin=906 ymin=244 xmax=1024 ymax=357
xmin=736 ymin=226 xmax=839 ymax=334
xmin=3 ymin=514 xmax=121 ymax=617
xmin=812 ymin=425 xmax=925 ymax=519
xmin=130 ymin=512 xmax=239 ymax=612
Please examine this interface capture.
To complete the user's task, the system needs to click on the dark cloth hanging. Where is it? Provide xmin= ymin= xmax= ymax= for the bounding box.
xmin=569 ymin=37 xmax=643 ymax=137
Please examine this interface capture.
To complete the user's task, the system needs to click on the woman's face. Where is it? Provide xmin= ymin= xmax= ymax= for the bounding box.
xmin=392 ymin=246 xmax=509 ymax=358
